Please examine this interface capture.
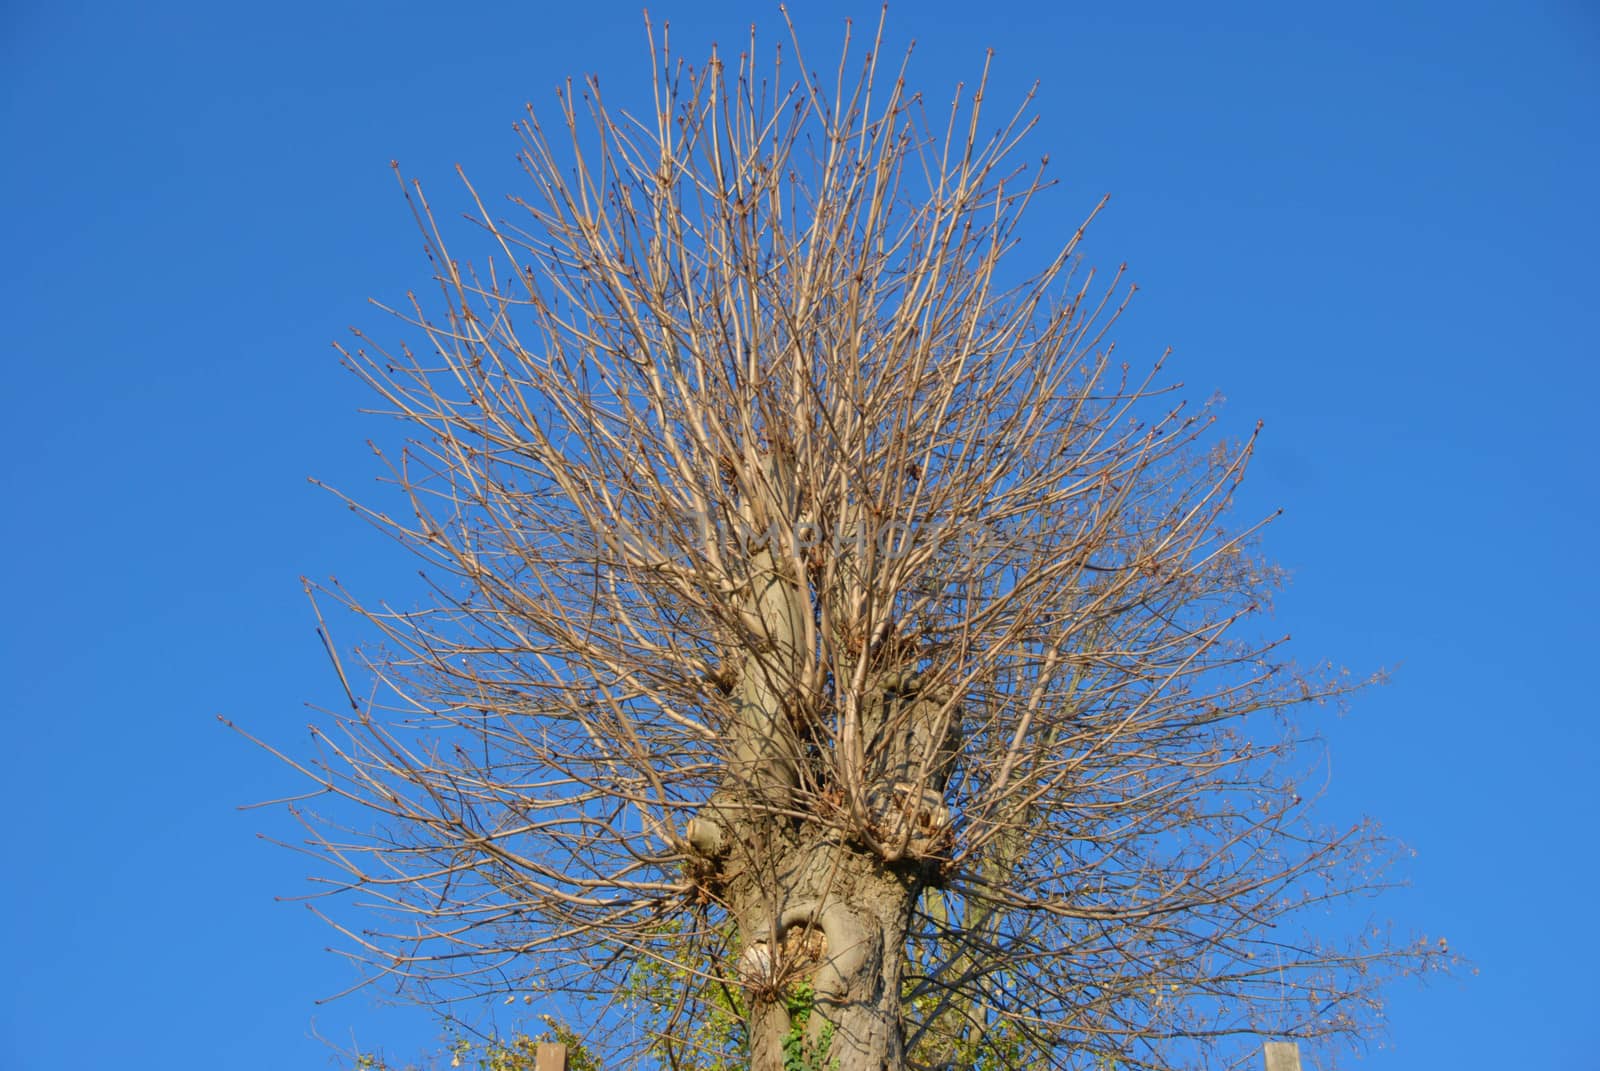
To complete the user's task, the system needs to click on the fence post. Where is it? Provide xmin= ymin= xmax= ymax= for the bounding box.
xmin=1262 ymin=1041 xmax=1302 ymax=1071
xmin=535 ymin=1041 xmax=569 ymax=1071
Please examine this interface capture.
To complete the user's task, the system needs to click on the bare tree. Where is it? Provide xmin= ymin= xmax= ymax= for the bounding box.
xmin=251 ymin=13 xmax=1451 ymax=1071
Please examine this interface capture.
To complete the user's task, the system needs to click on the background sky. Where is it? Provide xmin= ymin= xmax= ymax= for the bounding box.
xmin=2 ymin=1 xmax=1595 ymax=1068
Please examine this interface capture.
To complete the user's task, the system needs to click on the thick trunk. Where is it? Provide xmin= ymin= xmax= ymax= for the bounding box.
xmin=691 ymin=666 xmax=957 ymax=1070
xmin=735 ymin=834 xmax=919 ymax=1071
xmin=683 ymin=468 xmax=959 ymax=1070
xmin=696 ymin=668 xmax=958 ymax=1071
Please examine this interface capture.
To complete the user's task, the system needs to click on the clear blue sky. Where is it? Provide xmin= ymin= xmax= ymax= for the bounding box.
xmin=2 ymin=2 xmax=1595 ymax=1068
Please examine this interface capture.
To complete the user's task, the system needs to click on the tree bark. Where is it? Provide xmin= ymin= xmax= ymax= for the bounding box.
xmin=736 ymin=834 xmax=920 ymax=1071
xmin=723 ymin=684 xmax=954 ymax=1071
xmin=683 ymin=466 xmax=962 ymax=1070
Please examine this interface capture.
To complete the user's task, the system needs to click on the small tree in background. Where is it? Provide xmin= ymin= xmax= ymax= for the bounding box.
xmin=255 ymin=12 xmax=1451 ymax=1069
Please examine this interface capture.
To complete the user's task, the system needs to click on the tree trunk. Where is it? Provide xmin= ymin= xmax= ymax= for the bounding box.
xmin=735 ymin=832 xmax=920 ymax=1071
xmin=685 ymin=479 xmax=958 ymax=1070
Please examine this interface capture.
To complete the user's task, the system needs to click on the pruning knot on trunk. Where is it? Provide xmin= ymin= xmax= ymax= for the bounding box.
xmin=734 ymin=900 xmax=873 ymax=1007
xmin=734 ymin=921 xmax=827 ymax=995
xmin=866 ymin=780 xmax=953 ymax=859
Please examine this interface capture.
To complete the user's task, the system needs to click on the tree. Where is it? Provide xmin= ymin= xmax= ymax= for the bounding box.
xmin=256 ymin=12 xmax=1451 ymax=1070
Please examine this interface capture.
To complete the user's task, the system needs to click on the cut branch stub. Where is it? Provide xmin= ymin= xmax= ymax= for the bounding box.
xmin=685 ymin=816 xmax=727 ymax=859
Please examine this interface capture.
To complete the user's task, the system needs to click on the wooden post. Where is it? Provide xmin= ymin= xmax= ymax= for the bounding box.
xmin=535 ymin=1041 xmax=569 ymax=1071
xmin=1262 ymin=1041 xmax=1302 ymax=1071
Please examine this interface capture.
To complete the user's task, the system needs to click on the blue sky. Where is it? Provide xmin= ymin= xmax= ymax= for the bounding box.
xmin=1 ymin=1 xmax=1595 ymax=1068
